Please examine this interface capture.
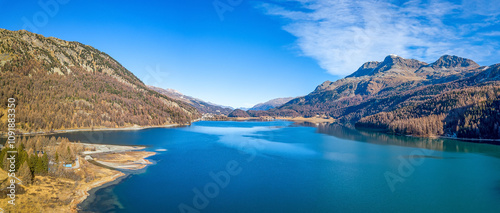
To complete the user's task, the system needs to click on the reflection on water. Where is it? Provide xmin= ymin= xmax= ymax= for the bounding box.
xmin=186 ymin=126 xmax=317 ymax=158
xmin=298 ymin=122 xmax=500 ymax=159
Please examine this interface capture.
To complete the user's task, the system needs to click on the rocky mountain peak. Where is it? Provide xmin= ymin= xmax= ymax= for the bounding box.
xmin=347 ymin=61 xmax=380 ymax=78
xmin=314 ymin=80 xmax=334 ymax=91
xmin=373 ymin=55 xmax=427 ymax=75
xmin=382 ymin=54 xmax=426 ymax=68
xmin=430 ymin=55 xmax=479 ymax=69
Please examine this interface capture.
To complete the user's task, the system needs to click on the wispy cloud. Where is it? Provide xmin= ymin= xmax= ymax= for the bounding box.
xmin=258 ymin=0 xmax=500 ymax=76
xmin=478 ymin=31 xmax=500 ymax=37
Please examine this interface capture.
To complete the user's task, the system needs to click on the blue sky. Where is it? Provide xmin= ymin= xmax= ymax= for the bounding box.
xmin=1 ymin=0 xmax=499 ymax=108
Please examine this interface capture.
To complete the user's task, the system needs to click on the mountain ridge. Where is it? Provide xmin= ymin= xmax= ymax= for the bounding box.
xmin=248 ymin=97 xmax=295 ymax=111
xmin=254 ymin=54 xmax=500 ymax=139
xmin=148 ymin=86 xmax=233 ymax=115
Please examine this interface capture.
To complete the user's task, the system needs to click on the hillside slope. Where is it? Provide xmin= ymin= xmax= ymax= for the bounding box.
xmin=0 ymin=29 xmax=199 ymax=133
xmin=355 ymin=64 xmax=500 ymax=138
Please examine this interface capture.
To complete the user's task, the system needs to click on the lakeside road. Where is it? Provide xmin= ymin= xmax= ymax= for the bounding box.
xmin=56 ymin=123 xmax=181 ymax=133
xmin=0 ymin=123 xmax=188 ymax=139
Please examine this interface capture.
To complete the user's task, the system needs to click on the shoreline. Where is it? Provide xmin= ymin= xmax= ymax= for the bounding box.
xmin=207 ymin=118 xmax=500 ymax=142
xmin=356 ymin=126 xmax=500 ymax=143
xmin=0 ymin=123 xmax=183 ymax=138
xmin=62 ymin=143 xmax=157 ymax=212
xmin=71 ymin=172 xmax=126 ymax=212
xmin=403 ymin=134 xmax=500 ymax=142
xmin=72 ymin=143 xmax=158 ymax=212
xmin=2 ymin=118 xmax=499 ymax=144
xmin=76 ymin=151 xmax=157 ymax=212
xmin=73 ymin=148 xmax=157 ymax=212
xmin=227 ymin=116 xmax=337 ymax=124
xmin=440 ymin=136 xmax=500 ymax=142
xmin=76 ymin=172 xmax=129 ymax=212
xmin=280 ymin=116 xmax=337 ymax=124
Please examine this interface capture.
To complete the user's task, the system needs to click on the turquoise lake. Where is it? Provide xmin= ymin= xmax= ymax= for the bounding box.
xmin=57 ymin=121 xmax=500 ymax=213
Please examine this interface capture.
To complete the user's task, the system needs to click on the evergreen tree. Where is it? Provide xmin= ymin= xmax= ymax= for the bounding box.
xmin=18 ymin=161 xmax=32 ymax=185
xmin=2 ymin=153 xmax=9 ymax=171
xmin=35 ymin=156 xmax=44 ymax=175
xmin=17 ymin=149 xmax=28 ymax=170
xmin=28 ymin=154 xmax=38 ymax=173
xmin=41 ymin=153 xmax=49 ymax=174
xmin=0 ymin=148 xmax=7 ymax=169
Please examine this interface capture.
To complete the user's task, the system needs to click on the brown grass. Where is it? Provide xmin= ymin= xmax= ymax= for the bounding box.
xmin=0 ymin=150 xmax=154 ymax=212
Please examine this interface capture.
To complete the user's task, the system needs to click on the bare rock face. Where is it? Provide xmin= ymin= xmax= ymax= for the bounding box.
xmin=415 ymin=55 xmax=481 ymax=80
xmin=347 ymin=61 xmax=381 ymax=78
xmin=429 ymin=55 xmax=479 ymax=69
xmin=372 ymin=54 xmax=428 ymax=76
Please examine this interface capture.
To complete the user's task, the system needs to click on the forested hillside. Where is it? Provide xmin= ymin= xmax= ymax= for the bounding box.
xmin=248 ymin=55 xmax=500 ymax=139
xmin=356 ymin=64 xmax=500 ymax=138
xmin=0 ymin=29 xmax=199 ymax=134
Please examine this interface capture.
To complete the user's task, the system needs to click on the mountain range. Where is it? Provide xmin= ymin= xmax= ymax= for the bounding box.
xmin=248 ymin=54 xmax=500 ymax=139
xmin=148 ymin=86 xmax=233 ymax=115
xmin=248 ymin=97 xmax=295 ymax=111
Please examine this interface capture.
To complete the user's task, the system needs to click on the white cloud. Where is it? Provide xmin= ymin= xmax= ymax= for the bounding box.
xmin=259 ymin=0 xmax=500 ymax=76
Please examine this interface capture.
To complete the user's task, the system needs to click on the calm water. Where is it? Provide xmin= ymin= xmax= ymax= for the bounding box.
xmin=57 ymin=121 xmax=500 ymax=213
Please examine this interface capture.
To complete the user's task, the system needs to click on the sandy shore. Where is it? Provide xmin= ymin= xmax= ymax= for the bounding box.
xmin=70 ymin=144 xmax=157 ymax=211
xmin=90 ymin=151 xmax=156 ymax=170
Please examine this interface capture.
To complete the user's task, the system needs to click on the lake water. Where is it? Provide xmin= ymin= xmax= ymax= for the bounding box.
xmin=57 ymin=121 xmax=500 ymax=213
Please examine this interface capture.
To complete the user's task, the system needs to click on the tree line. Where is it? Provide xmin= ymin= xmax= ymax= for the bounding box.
xmin=0 ymin=136 xmax=82 ymax=185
